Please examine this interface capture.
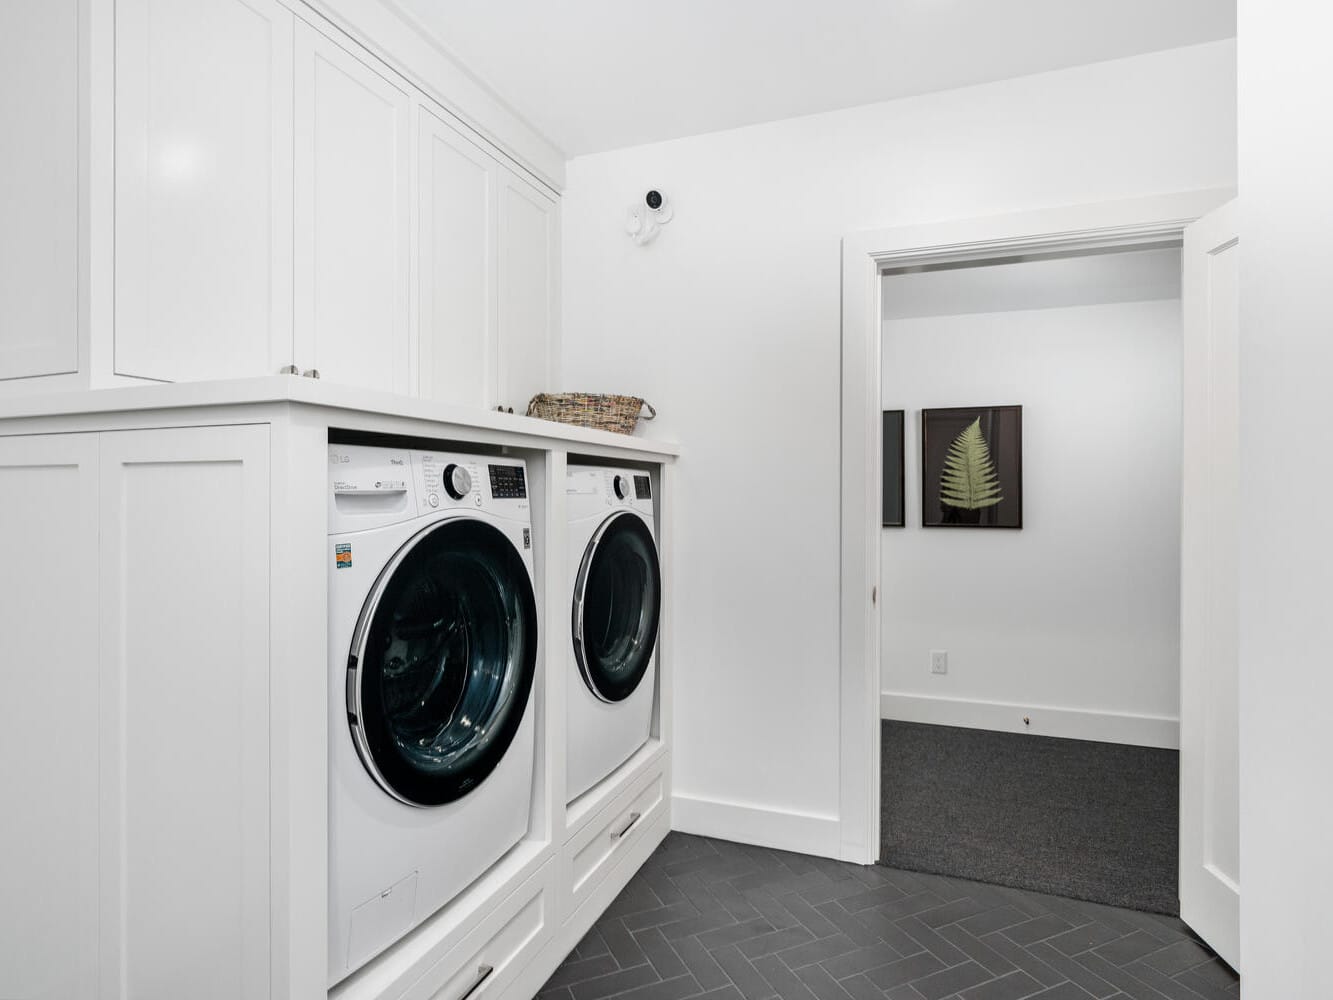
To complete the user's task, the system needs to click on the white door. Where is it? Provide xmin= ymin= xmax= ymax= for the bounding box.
xmin=98 ymin=425 xmax=271 ymax=999
xmin=497 ymin=168 xmax=558 ymax=414
xmin=418 ymin=109 xmax=498 ymax=408
xmin=0 ymin=434 xmax=100 ymax=1000
xmin=115 ymin=0 xmax=294 ymax=381
xmin=295 ymin=20 xmax=411 ymax=393
xmin=1179 ymin=199 xmax=1240 ymax=970
xmin=0 ymin=0 xmax=80 ymax=380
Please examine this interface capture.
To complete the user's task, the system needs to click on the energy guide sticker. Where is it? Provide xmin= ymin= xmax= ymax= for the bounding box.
xmin=335 ymin=543 xmax=352 ymax=569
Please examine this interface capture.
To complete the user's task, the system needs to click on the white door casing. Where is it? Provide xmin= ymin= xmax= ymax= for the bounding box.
xmin=839 ymin=190 xmax=1234 ymax=865
xmin=1179 ymin=199 xmax=1240 ymax=970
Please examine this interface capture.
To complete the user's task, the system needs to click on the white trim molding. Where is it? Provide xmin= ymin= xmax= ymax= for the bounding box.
xmin=839 ymin=188 xmax=1234 ymax=866
xmin=671 ymin=794 xmax=841 ymax=859
xmin=880 ymin=691 xmax=1180 ymax=750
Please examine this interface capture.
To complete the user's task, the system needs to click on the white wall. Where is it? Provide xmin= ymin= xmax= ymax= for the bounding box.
xmin=880 ymin=251 xmax=1183 ymax=749
xmin=562 ymin=41 xmax=1236 ymax=855
xmin=1237 ymin=2 xmax=1333 ymax=993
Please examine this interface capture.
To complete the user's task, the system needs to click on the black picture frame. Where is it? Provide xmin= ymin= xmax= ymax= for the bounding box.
xmin=882 ymin=410 xmax=905 ymax=527
xmin=921 ymin=405 xmax=1023 ymax=529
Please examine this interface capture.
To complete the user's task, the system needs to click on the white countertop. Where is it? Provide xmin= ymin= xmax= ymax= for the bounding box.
xmin=0 ymin=377 xmax=681 ymax=460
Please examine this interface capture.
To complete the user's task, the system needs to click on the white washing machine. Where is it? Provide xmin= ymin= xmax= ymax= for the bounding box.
xmin=327 ymin=444 xmax=538 ymax=984
xmin=566 ymin=467 xmax=662 ymax=803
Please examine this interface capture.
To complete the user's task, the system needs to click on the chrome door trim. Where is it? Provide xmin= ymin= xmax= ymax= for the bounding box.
xmin=571 ymin=511 xmax=658 ymax=704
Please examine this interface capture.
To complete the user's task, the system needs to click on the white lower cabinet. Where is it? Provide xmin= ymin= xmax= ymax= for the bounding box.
xmin=0 ymin=416 xmax=669 ymax=1000
xmin=563 ymin=758 xmax=667 ymax=917
xmin=98 ymin=425 xmax=273 ymax=998
xmin=399 ymin=862 xmax=555 ymax=1000
xmin=0 ymin=434 xmax=100 ymax=1000
xmin=0 ymin=426 xmax=273 ymax=1000
xmin=295 ymin=19 xmax=413 ymax=394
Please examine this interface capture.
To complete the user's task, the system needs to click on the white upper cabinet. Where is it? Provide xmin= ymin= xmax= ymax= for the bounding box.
xmin=115 ymin=0 xmax=295 ymax=382
xmin=498 ymin=169 xmax=559 ymax=415
xmin=0 ymin=0 xmax=560 ymax=405
xmin=295 ymin=21 xmax=412 ymax=394
xmin=417 ymin=109 xmax=499 ymax=409
xmin=0 ymin=0 xmax=80 ymax=381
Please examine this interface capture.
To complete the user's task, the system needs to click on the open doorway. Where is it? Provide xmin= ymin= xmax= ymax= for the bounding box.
xmin=877 ymin=244 xmax=1183 ymax=914
xmin=838 ymin=192 xmax=1240 ymax=975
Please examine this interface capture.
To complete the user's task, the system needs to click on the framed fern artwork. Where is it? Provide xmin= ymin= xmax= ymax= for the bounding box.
xmin=921 ymin=405 xmax=1023 ymax=528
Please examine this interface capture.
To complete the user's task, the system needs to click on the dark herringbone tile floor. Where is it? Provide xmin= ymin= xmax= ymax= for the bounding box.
xmin=539 ymin=833 xmax=1239 ymax=1000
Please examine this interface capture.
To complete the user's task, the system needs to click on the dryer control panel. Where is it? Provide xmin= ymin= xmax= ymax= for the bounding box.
xmin=567 ymin=466 xmax=656 ymax=521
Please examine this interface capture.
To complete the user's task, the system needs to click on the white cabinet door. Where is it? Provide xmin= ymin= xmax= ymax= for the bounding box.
xmin=497 ymin=169 xmax=559 ymax=414
xmin=115 ymin=0 xmax=294 ymax=381
xmin=1179 ymin=200 xmax=1241 ymax=971
xmin=0 ymin=435 xmax=100 ymax=1000
xmin=98 ymin=426 xmax=271 ymax=1000
xmin=295 ymin=21 xmax=412 ymax=394
xmin=0 ymin=0 xmax=80 ymax=380
xmin=418 ymin=109 xmax=498 ymax=408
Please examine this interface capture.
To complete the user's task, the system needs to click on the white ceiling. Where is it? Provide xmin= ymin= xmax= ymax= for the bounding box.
xmin=392 ymin=0 xmax=1235 ymax=156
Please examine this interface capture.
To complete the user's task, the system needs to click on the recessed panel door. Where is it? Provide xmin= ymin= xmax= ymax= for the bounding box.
xmin=115 ymin=0 xmax=295 ymax=380
xmin=295 ymin=20 xmax=411 ymax=393
xmin=1179 ymin=199 xmax=1240 ymax=971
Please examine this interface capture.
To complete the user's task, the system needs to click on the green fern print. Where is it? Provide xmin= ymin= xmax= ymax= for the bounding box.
xmin=939 ymin=417 xmax=1003 ymax=510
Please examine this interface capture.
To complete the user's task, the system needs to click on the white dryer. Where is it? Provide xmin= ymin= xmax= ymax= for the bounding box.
xmin=327 ymin=444 xmax=538 ymax=984
xmin=566 ymin=467 xmax=662 ymax=802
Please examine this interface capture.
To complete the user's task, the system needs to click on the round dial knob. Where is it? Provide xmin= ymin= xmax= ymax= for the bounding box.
xmin=613 ymin=475 xmax=630 ymax=500
xmin=442 ymin=464 xmax=472 ymax=500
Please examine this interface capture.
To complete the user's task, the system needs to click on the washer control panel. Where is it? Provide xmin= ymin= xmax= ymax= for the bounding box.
xmin=415 ymin=451 xmax=529 ymax=514
xmin=488 ymin=464 xmax=528 ymax=499
xmin=329 ymin=445 xmax=530 ymax=529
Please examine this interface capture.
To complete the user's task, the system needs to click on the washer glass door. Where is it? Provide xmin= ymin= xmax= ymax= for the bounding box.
xmin=349 ymin=518 xmax=537 ymax=806
xmin=573 ymin=512 xmax=662 ymax=702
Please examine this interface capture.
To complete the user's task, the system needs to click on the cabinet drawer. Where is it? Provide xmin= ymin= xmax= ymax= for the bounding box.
xmin=401 ymin=861 xmax=554 ymax=1000
xmin=565 ymin=762 xmax=666 ymax=913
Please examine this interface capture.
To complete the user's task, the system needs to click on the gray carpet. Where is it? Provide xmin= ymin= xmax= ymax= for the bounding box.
xmin=880 ymin=721 xmax=1179 ymax=915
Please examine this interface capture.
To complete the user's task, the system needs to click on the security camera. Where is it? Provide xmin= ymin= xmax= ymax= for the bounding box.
xmin=627 ymin=189 xmax=673 ymax=245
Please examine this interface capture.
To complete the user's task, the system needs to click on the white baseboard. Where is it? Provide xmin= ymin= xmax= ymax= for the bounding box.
xmin=880 ymin=691 xmax=1179 ymax=749
xmin=671 ymin=793 xmax=841 ymax=859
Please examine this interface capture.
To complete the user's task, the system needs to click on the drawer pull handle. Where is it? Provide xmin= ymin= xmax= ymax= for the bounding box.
xmin=612 ymin=811 xmax=643 ymax=840
xmin=459 ymin=963 xmax=494 ymax=1000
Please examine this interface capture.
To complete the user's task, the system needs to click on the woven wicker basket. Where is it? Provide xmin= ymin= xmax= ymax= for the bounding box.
xmin=525 ymin=393 xmax=656 ymax=435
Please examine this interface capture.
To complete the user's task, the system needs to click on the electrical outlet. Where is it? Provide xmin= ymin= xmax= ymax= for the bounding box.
xmin=931 ymin=650 xmax=948 ymax=675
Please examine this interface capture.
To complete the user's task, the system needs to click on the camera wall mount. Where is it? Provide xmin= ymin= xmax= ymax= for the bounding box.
xmin=626 ymin=189 xmax=673 ymax=246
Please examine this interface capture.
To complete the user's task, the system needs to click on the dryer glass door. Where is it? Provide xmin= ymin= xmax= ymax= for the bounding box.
xmin=348 ymin=518 xmax=537 ymax=806
xmin=573 ymin=512 xmax=661 ymax=703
